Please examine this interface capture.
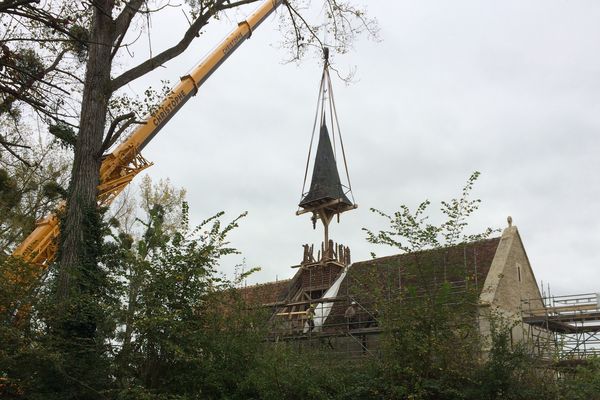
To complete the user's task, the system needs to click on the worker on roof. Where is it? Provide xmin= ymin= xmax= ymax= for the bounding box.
xmin=345 ymin=301 xmax=359 ymax=331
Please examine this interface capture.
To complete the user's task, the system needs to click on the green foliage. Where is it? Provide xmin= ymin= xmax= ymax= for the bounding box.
xmin=0 ymin=168 xmax=20 ymax=210
xmin=138 ymin=175 xmax=187 ymax=236
xmin=4 ymin=172 xmax=600 ymax=400
xmin=469 ymin=317 xmax=558 ymax=400
xmin=0 ymin=256 xmax=39 ymax=325
xmin=360 ymin=173 xmax=485 ymax=397
xmin=0 ymin=140 xmax=70 ymax=252
xmin=42 ymin=181 xmax=68 ymax=200
xmin=559 ymin=358 xmax=600 ymax=400
xmin=108 ymin=204 xmax=246 ymax=388
xmin=39 ymin=202 xmax=115 ymax=399
xmin=48 ymin=123 xmax=77 ymax=149
xmin=364 ymin=171 xmax=495 ymax=254
xmin=375 ymin=285 xmax=480 ymax=399
xmin=101 ymin=179 xmax=251 ymax=398
xmin=245 ymin=345 xmax=383 ymax=400
xmin=4 ymin=48 xmax=45 ymax=86
xmin=1 ymin=178 xmax=253 ymax=399
xmin=360 ymin=172 xmax=559 ymax=399
xmin=108 ymin=81 xmax=172 ymax=122
xmin=67 ymin=24 xmax=90 ymax=61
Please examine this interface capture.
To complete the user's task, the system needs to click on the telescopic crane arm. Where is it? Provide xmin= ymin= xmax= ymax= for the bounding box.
xmin=13 ymin=0 xmax=283 ymax=266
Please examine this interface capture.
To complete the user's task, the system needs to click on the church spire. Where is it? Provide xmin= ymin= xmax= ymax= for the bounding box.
xmin=297 ymin=48 xmax=356 ymax=262
xmin=298 ymin=120 xmax=352 ymax=209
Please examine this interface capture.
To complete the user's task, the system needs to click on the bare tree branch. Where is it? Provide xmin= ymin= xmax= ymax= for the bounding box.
xmin=6 ymin=8 xmax=76 ymax=40
xmin=0 ymin=133 xmax=31 ymax=165
xmin=113 ymin=0 xmax=145 ymax=40
xmin=110 ymin=1 xmax=235 ymax=91
xmin=0 ymin=0 xmax=39 ymax=13
xmin=102 ymin=111 xmax=135 ymax=152
xmin=284 ymin=2 xmax=302 ymax=60
xmin=220 ymin=0 xmax=259 ymax=11
xmin=286 ymin=2 xmax=324 ymax=51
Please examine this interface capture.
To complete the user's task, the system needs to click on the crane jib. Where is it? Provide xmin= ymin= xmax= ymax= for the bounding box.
xmin=137 ymin=0 xmax=280 ymax=151
xmin=139 ymin=20 xmax=254 ymax=151
xmin=137 ymin=30 xmax=244 ymax=151
xmin=152 ymin=90 xmax=187 ymax=127
xmin=223 ymin=32 xmax=245 ymax=56
xmin=139 ymin=88 xmax=194 ymax=151
xmin=149 ymin=28 xmax=249 ymax=131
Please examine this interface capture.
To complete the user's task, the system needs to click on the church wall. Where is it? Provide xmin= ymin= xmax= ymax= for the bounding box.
xmin=478 ymin=226 xmax=551 ymax=354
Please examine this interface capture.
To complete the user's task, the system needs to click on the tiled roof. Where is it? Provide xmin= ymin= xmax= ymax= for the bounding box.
xmin=240 ymin=237 xmax=501 ymax=308
xmin=322 ymin=237 xmax=502 ymax=329
xmin=238 ymin=279 xmax=292 ymax=305
xmin=347 ymin=237 xmax=501 ymax=293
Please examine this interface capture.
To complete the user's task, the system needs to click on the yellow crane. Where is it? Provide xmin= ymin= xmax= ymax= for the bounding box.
xmin=12 ymin=0 xmax=283 ymax=266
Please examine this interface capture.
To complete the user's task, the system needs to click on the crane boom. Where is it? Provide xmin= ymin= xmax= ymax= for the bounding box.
xmin=13 ymin=0 xmax=283 ymax=266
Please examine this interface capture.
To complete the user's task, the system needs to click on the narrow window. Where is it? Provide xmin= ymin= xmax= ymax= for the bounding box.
xmin=517 ymin=264 xmax=521 ymax=282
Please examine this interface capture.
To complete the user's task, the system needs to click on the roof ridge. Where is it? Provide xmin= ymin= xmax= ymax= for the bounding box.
xmin=239 ymin=278 xmax=292 ymax=290
xmin=354 ymin=236 xmax=502 ymax=266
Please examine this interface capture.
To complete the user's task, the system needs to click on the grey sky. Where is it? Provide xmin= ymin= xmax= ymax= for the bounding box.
xmin=119 ymin=1 xmax=600 ymax=295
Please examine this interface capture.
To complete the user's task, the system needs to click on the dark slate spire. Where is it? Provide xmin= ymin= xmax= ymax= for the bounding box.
xmin=299 ymin=121 xmax=352 ymax=209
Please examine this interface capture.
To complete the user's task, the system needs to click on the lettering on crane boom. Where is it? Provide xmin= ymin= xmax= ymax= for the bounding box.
xmin=152 ymin=90 xmax=186 ymax=127
xmin=223 ymin=32 xmax=244 ymax=56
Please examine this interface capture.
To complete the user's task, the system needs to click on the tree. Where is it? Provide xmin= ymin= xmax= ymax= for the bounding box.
xmin=1 ymin=2 xmax=375 ymax=397
xmin=105 ymin=177 xmax=256 ymax=398
xmin=2 ymin=0 xmax=377 ymax=300
xmin=1 ymin=176 xmax=256 ymax=399
xmin=0 ymin=135 xmax=70 ymax=333
xmin=0 ymin=5 xmax=376 ymax=397
xmin=0 ymin=136 xmax=70 ymax=254
xmin=0 ymin=2 xmax=84 ymax=159
xmin=360 ymin=172 xmax=490 ymax=398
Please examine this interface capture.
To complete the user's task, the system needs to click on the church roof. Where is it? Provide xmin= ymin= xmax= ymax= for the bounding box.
xmin=239 ymin=279 xmax=291 ymax=305
xmin=241 ymin=237 xmax=502 ymax=307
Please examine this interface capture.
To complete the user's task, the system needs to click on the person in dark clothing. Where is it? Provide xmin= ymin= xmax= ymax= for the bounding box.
xmin=306 ymin=303 xmax=316 ymax=331
xmin=364 ymin=308 xmax=379 ymax=328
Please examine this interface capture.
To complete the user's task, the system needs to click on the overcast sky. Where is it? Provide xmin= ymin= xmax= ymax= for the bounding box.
xmin=118 ymin=1 xmax=600 ymax=296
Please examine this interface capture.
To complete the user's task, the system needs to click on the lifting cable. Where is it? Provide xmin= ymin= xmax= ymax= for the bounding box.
xmin=300 ymin=63 xmax=327 ymax=199
xmin=326 ymin=68 xmax=354 ymax=203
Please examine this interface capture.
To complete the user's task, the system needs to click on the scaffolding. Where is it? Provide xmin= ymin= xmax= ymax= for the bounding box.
xmin=522 ymin=292 xmax=600 ymax=363
xmin=263 ymin=245 xmax=480 ymax=358
xmin=267 ymin=294 xmax=382 ymax=358
xmin=263 ymin=240 xmax=379 ymax=358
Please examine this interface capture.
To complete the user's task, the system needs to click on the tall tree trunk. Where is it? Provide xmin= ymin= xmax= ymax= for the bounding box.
xmin=57 ymin=1 xmax=114 ymax=300
xmin=50 ymin=6 xmax=116 ymax=397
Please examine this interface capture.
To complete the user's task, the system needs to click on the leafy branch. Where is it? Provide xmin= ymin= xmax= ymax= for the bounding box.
xmin=364 ymin=171 xmax=498 ymax=255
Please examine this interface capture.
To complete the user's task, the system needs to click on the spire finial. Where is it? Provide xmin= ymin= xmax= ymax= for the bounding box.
xmin=507 ymin=215 xmax=513 ymax=227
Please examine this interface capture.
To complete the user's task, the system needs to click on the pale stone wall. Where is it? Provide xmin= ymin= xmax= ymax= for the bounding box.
xmin=478 ymin=225 xmax=549 ymax=354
